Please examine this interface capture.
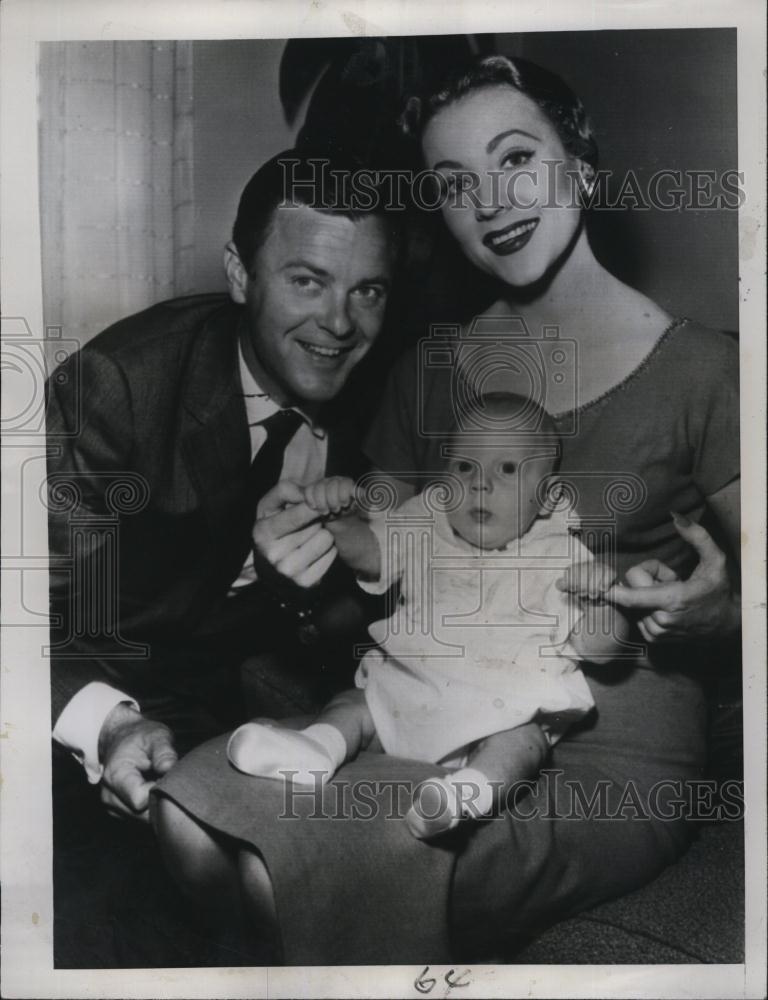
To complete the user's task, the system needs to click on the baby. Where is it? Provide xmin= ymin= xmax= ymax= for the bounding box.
xmin=228 ymin=393 xmax=629 ymax=839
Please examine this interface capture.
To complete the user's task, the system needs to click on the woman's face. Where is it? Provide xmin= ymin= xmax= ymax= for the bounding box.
xmin=422 ymin=85 xmax=584 ymax=288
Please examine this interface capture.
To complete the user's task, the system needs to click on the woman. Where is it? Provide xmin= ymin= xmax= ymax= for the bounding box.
xmin=369 ymin=55 xmax=739 ymax=635
xmin=153 ymin=55 xmax=740 ymax=963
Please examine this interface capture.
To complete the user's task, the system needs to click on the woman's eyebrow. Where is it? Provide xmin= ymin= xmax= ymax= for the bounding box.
xmin=433 ymin=128 xmax=543 ymax=170
xmin=486 ymin=128 xmax=541 ymax=153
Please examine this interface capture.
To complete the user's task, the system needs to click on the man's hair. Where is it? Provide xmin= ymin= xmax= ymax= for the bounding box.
xmin=232 ymin=149 xmax=401 ymax=274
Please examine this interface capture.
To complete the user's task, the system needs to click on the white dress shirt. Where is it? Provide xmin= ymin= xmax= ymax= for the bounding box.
xmin=229 ymin=345 xmax=326 ymax=588
xmin=53 ymin=344 xmax=327 ymax=781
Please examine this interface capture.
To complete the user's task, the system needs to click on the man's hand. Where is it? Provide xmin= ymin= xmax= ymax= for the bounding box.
xmin=607 ymin=513 xmax=740 ymax=642
xmin=252 ymin=481 xmax=337 ymax=588
xmin=98 ymin=703 xmax=178 ymax=821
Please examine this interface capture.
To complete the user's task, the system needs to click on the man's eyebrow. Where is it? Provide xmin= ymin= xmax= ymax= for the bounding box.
xmin=355 ymin=274 xmax=391 ymax=288
xmin=281 ymin=259 xmax=330 ymax=276
xmin=282 ymin=260 xmax=390 ymax=289
xmin=486 ymin=128 xmax=541 ymax=154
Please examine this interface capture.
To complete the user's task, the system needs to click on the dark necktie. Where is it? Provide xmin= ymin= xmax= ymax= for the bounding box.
xmin=249 ymin=408 xmax=304 ymax=512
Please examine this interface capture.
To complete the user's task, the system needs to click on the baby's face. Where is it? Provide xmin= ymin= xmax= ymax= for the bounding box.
xmin=445 ymin=435 xmax=556 ymax=550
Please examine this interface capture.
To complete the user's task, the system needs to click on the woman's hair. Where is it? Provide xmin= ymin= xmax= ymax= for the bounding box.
xmin=404 ymin=54 xmax=598 ymax=171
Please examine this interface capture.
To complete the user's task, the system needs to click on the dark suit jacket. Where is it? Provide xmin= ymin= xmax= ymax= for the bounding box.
xmin=46 ymin=294 xmax=368 ymax=723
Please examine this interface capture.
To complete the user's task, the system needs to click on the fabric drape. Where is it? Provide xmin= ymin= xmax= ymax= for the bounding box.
xmin=38 ymin=41 xmax=195 ymax=362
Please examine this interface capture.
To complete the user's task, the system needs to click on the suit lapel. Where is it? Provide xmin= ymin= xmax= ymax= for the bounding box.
xmin=180 ymin=306 xmax=253 ymax=587
xmin=178 ymin=307 xmax=371 ymax=605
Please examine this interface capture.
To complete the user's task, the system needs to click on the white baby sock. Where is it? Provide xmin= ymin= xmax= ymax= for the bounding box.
xmin=227 ymin=720 xmax=347 ymax=786
xmin=405 ymin=767 xmax=495 ymax=840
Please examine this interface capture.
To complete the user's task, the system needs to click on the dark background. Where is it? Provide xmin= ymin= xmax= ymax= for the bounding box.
xmin=189 ymin=29 xmax=738 ymax=333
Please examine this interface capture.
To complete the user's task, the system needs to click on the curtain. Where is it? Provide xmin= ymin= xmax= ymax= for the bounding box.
xmin=38 ymin=41 xmax=195 ymax=358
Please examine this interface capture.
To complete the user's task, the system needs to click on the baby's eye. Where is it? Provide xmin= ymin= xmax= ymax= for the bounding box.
xmin=499 ymin=461 xmax=517 ymax=475
xmin=454 ymin=460 xmax=473 ymax=474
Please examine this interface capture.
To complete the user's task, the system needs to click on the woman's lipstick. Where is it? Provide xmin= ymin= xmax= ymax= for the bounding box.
xmin=483 ymin=217 xmax=540 ymax=255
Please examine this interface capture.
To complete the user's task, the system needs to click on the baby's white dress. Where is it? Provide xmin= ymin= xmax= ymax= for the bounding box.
xmin=356 ymin=493 xmax=596 ymax=764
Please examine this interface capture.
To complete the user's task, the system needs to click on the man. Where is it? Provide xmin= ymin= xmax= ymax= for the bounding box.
xmin=47 ymin=150 xmax=398 ymax=832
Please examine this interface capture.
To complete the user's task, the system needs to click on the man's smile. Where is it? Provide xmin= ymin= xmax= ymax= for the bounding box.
xmin=296 ymin=339 xmax=353 ymax=360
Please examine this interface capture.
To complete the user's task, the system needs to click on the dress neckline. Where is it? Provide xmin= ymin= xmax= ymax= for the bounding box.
xmin=551 ymin=316 xmax=689 ymax=422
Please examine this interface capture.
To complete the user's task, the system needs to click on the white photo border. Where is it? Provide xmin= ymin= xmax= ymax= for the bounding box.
xmin=1 ymin=1 xmax=765 ymax=997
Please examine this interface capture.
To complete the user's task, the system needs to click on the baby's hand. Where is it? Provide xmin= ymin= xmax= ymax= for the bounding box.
xmin=302 ymin=476 xmax=356 ymax=517
xmin=556 ymin=559 xmax=618 ymax=603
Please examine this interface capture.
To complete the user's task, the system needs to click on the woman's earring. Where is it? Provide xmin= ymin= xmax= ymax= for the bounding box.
xmin=578 ymin=166 xmax=596 ymax=204
xmin=398 ymin=96 xmax=422 ymax=138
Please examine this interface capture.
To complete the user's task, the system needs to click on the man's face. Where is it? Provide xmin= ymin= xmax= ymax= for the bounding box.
xmin=231 ymin=205 xmax=393 ymax=406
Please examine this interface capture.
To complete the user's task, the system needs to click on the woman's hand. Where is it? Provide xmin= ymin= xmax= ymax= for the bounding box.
xmin=252 ymin=481 xmax=337 ymax=588
xmin=608 ymin=513 xmax=740 ymax=642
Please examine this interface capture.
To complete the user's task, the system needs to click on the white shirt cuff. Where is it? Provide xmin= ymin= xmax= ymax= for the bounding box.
xmin=356 ymin=572 xmax=389 ymax=595
xmin=52 ymin=682 xmax=139 ymax=784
